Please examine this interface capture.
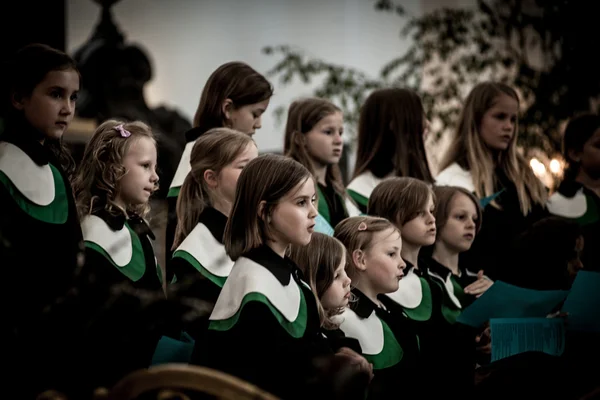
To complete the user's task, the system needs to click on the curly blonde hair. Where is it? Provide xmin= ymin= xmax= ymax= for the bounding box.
xmin=72 ymin=119 xmax=157 ymax=219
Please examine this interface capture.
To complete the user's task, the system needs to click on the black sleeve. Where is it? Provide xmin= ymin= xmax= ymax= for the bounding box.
xmin=322 ymin=327 xmax=363 ymax=354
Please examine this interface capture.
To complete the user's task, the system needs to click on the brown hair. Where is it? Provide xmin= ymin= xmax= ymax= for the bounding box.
xmin=352 ymin=88 xmax=433 ymax=183
xmin=561 ymin=113 xmax=600 ymax=182
xmin=73 ymin=119 xmax=157 ymax=219
xmin=368 ymin=177 xmax=435 ymax=226
xmin=439 ymin=81 xmax=547 ymax=215
xmin=334 ymin=216 xmax=399 ymax=280
xmin=284 ymin=97 xmax=345 ymax=195
xmin=288 ymin=233 xmax=348 ymax=329
xmin=172 ymin=128 xmax=256 ymax=249
xmin=433 ymin=185 xmax=482 ymax=234
xmin=224 ymin=154 xmax=313 ymax=260
xmin=192 ymin=62 xmax=273 ymax=137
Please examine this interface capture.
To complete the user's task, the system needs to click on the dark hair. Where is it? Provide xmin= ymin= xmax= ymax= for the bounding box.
xmin=224 ymin=154 xmax=312 ymax=260
xmin=562 ymin=113 xmax=600 ymax=181
xmin=369 ymin=177 xmax=435 ymax=226
xmin=2 ymin=43 xmax=80 ymax=175
xmin=353 ymin=88 xmax=433 ymax=183
xmin=192 ymin=62 xmax=273 ymax=138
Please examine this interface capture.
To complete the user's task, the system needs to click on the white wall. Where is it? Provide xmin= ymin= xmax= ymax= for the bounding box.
xmin=67 ymin=0 xmax=421 ymax=153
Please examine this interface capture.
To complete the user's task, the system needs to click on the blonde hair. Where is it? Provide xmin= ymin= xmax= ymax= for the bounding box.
xmin=369 ymin=177 xmax=435 ymax=226
xmin=284 ymin=97 xmax=345 ymax=195
xmin=73 ymin=119 xmax=157 ymax=219
xmin=334 ymin=216 xmax=399 ymax=280
xmin=288 ymin=233 xmax=348 ymax=329
xmin=439 ymin=81 xmax=547 ymax=215
xmin=224 ymin=154 xmax=313 ymax=261
xmin=172 ymin=128 xmax=256 ymax=249
xmin=433 ymin=185 xmax=482 ymax=234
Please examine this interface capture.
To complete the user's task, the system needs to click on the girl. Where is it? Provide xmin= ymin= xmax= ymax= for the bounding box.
xmin=547 ymin=113 xmax=599 ymax=272
xmin=71 ymin=119 xmax=166 ymax=391
xmin=170 ymin=128 xmax=257 ymax=335
xmin=74 ymin=119 xmax=162 ymax=292
xmin=193 ymin=154 xmax=369 ymax=399
xmin=435 ymin=81 xmax=548 ymax=281
xmin=288 ymin=232 xmax=373 ymax=399
xmin=334 ymin=216 xmax=420 ymax=400
xmin=0 ymin=42 xmax=83 ymax=398
xmin=166 ymin=62 xmax=273 ymax=258
xmin=426 ymin=185 xmax=492 ymax=314
xmin=284 ymin=97 xmax=361 ymax=231
xmin=368 ymin=177 xmax=483 ymax=398
xmin=346 ymin=88 xmax=434 ymax=213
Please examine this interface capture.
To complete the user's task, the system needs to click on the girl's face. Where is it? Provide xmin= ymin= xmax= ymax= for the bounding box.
xmin=13 ymin=68 xmax=79 ymax=141
xmin=573 ymin=128 xmax=600 ymax=179
xmin=117 ymin=136 xmax=159 ymax=207
xmin=401 ymin=193 xmax=436 ymax=247
xmin=225 ymin=98 xmax=270 ymax=136
xmin=480 ymin=93 xmax=518 ymax=152
xmin=304 ymin=111 xmax=344 ymax=168
xmin=212 ymin=143 xmax=258 ymax=205
xmin=438 ymin=192 xmax=478 ymax=253
xmin=359 ymin=227 xmax=405 ymax=294
xmin=268 ymin=177 xmax=318 ymax=247
xmin=321 ymin=250 xmax=352 ymax=310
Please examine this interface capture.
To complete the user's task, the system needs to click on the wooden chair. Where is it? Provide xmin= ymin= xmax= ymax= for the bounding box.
xmin=102 ymin=363 xmax=280 ymax=400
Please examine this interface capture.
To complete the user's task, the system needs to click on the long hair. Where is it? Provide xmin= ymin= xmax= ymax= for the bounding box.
xmin=172 ymin=128 xmax=255 ymax=249
xmin=353 ymin=88 xmax=433 ymax=183
xmin=284 ymin=97 xmax=346 ymax=195
xmin=439 ymin=81 xmax=547 ymax=215
xmin=72 ymin=120 xmax=157 ymax=219
xmin=192 ymin=62 xmax=273 ymax=137
xmin=224 ymin=154 xmax=313 ymax=261
xmin=288 ymin=233 xmax=348 ymax=329
xmin=2 ymin=43 xmax=80 ymax=176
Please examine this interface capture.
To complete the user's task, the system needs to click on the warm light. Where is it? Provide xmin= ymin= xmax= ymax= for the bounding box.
xmin=549 ymin=159 xmax=561 ymax=175
xmin=530 ymin=158 xmax=546 ymax=177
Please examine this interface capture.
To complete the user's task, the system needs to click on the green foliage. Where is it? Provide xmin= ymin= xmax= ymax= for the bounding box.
xmin=263 ymin=0 xmax=599 ymax=157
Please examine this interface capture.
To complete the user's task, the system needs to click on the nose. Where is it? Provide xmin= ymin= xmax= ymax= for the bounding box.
xmin=344 ymin=275 xmax=351 ymax=288
xmin=398 ymin=258 xmax=406 ymax=270
xmin=254 ymin=115 xmax=262 ymax=130
xmin=61 ymin=98 xmax=75 ymax=115
xmin=150 ymin=169 xmax=159 ymax=183
xmin=465 ymin=218 xmax=476 ymax=229
xmin=503 ymin=119 xmax=514 ymax=131
xmin=333 ymin=132 xmax=343 ymax=145
xmin=426 ymin=212 xmax=436 ymax=225
xmin=308 ymin=201 xmax=318 ymax=219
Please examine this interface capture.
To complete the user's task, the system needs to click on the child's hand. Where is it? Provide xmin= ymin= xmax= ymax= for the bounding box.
xmin=336 ymin=347 xmax=374 ymax=381
xmin=464 ymin=270 xmax=494 ymax=298
xmin=546 ymin=311 xmax=569 ymax=319
xmin=475 ymin=323 xmax=492 ymax=355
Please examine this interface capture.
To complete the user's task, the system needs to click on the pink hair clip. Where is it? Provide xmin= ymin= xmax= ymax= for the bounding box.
xmin=115 ymin=124 xmax=131 ymax=138
xmin=358 ymin=221 xmax=368 ymax=231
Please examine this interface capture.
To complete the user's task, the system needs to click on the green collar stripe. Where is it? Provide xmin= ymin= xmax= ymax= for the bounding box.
xmin=84 ymin=223 xmax=146 ymax=282
xmin=209 ymin=289 xmax=307 ymax=338
xmin=172 ymin=250 xmax=227 ymax=288
xmin=347 ymin=189 xmax=368 ymax=208
xmin=402 ymin=277 xmax=433 ymax=321
xmin=0 ymin=164 xmax=68 ymax=224
xmin=363 ymin=319 xmax=404 ymax=370
xmin=167 ymin=186 xmax=181 ymax=198
xmin=577 ymin=194 xmax=599 ymax=226
xmin=317 ymin=186 xmax=330 ymax=222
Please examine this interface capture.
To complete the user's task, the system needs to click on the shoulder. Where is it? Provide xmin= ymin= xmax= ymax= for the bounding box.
xmin=435 ymin=163 xmax=475 ymax=192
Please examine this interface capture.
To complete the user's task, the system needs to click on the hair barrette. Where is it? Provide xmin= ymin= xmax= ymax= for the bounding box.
xmin=358 ymin=221 xmax=368 ymax=231
xmin=115 ymin=124 xmax=131 ymax=138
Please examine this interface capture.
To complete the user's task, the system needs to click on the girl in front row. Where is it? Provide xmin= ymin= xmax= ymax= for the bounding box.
xmin=288 ymin=232 xmax=373 ymax=399
xmin=334 ymin=216 xmax=420 ymax=400
xmin=193 ymin=154 xmax=371 ymax=400
xmin=284 ymin=97 xmax=361 ymax=232
xmin=72 ymin=120 xmax=165 ymax=390
xmin=170 ymin=127 xmax=257 ymax=336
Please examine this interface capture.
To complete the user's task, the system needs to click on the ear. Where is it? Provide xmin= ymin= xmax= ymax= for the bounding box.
xmin=11 ymin=92 xmax=24 ymax=110
xmin=222 ymin=98 xmax=234 ymax=121
xmin=352 ymin=249 xmax=367 ymax=271
xmin=203 ymin=169 xmax=219 ymax=189
xmin=293 ymin=131 xmax=306 ymax=146
xmin=567 ymin=148 xmax=581 ymax=163
xmin=258 ymin=200 xmax=269 ymax=223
